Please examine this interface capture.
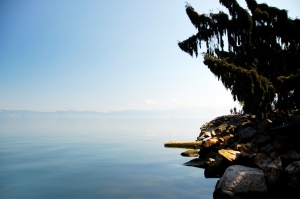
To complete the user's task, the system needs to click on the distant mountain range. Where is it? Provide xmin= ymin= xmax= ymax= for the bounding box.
xmin=0 ymin=107 xmax=229 ymax=119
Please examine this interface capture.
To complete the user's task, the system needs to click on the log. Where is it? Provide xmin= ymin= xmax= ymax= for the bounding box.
xmin=164 ymin=141 xmax=202 ymax=149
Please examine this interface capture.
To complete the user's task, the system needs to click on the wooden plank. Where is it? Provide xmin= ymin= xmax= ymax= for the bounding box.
xmin=164 ymin=141 xmax=202 ymax=149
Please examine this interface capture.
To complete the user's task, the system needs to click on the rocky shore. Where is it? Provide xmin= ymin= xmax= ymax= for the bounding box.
xmin=182 ymin=114 xmax=300 ymax=198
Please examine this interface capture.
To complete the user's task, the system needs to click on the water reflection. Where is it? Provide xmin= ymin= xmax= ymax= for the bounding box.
xmin=0 ymin=117 xmax=218 ymax=198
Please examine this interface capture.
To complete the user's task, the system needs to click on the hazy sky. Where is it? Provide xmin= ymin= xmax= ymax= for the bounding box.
xmin=1 ymin=0 xmax=299 ymax=112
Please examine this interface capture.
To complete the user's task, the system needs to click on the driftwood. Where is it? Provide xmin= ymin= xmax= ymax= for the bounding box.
xmin=164 ymin=141 xmax=202 ymax=149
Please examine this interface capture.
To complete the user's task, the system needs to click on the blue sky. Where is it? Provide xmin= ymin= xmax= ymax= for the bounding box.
xmin=1 ymin=0 xmax=299 ymax=113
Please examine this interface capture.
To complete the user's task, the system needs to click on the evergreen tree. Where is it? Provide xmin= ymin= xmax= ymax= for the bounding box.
xmin=178 ymin=0 xmax=300 ymax=117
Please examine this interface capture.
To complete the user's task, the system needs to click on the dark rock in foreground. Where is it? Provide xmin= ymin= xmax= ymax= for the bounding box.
xmin=213 ymin=165 xmax=267 ymax=198
xmin=184 ymin=114 xmax=300 ymax=198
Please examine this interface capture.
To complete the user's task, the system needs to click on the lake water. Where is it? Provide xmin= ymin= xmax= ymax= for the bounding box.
xmin=0 ymin=117 xmax=218 ymax=198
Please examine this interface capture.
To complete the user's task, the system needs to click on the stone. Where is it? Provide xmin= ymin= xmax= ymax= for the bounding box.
xmin=213 ymin=165 xmax=267 ymax=198
xmin=211 ymin=129 xmax=216 ymax=136
xmin=218 ymin=149 xmax=240 ymax=162
xmin=227 ymin=125 xmax=236 ymax=134
xmin=217 ymin=134 xmax=235 ymax=149
xmin=261 ymin=144 xmax=278 ymax=159
xmin=183 ymin=158 xmax=206 ymax=168
xmin=249 ymin=114 xmax=256 ymax=121
xmin=200 ymin=123 xmax=207 ymax=130
xmin=234 ymin=143 xmax=257 ymax=165
xmin=284 ymin=161 xmax=300 ymax=178
xmin=181 ymin=149 xmax=199 ymax=157
xmin=240 ymin=120 xmax=252 ymax=128
xmin=254 ymin=153 xmax=273 ymax=169
xmin=280 ymin=150 xmax=300 ymax=168
xmin=264 ymin=156 xmax=283 ymax=187
xmin=254 ymin=134 xmax=271 ymax=147
xmin=203 ymin=137 xmax=219 ymax=148
xmin=215 ymin=153 xmax=224 ymax=165
xmin=214 ymin=123 xmax=228 ymax=135
xmin=236 ymin=142 xmax=258 ymax=154
xmin=239 ymin=127 xmax=257 ymax=141
xmin=204 ymin=151 xmax=217 ymax=160
xmin=281 ymin=150 xmax=300 ymax=160
xmin=198 ymin=131 xmax=212 ymax=141
xmin=257 ymin=119 xmax=273 ymax=132
xmin=284 ymin=161 xmax=300 ymax=191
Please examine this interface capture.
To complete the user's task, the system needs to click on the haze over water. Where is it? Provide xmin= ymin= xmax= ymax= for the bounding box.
xmin=0 ymin=113 xmax=218 ymax=199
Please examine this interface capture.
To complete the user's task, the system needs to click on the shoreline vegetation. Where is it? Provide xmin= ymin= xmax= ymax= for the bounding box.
xmin=165 ymin=113 xmax=300 ymax=198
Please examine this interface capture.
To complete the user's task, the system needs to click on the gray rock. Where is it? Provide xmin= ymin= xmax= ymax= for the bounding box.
xmin=183 ymin=158 xmax=206 ymax=168
xmin=254 ymin=153 xmax=273 ymax=169
xmin=264 ymin=156 xmax=283 ymax=187
xmin=217 ymin=134 xmax=235 ymax=149
xmin=214 ymin=165 xmax=267 ymax=198
xmin=254 ymin=134 xmax=271 ymax=147
xmin=257 ymin=119 xmax=273 ymax=132
xmin=284 ymin=161 xmax=300 ymax=178
xmin=284 ymin=161 xmax=300 ymax=190
xmin=261 ymin=144 xmax=278 ymax=159
xmin=218 ymin=149 xmax=240 ymax=162
xmin=281 ymin=150 xmax=300 ymax=161
xmin=236 ymin=142 xmax=258 ymax=154
xmin=203 ymin=137 xmax=219 ymax=148
xmin=197 ymin=131 xmax=212 ymax=141
xmin=239 ymin=127 xmax=257 ymax=141
xmin=240 ymin=120 xmax=253 ymax=128
xmin=211 ymin=129 xmax=216 ymax=136
xmin=214 ymin=123 xmax=228 ymax=135
xmin=227 ymin=125 xmax=236 ymax=134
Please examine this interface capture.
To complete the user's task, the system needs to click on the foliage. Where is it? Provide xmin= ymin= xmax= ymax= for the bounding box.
xmin=178 ymin=0 xmax=300 ymax=117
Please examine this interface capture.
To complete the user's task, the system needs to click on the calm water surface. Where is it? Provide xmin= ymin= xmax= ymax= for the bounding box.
xmin=0 ymin=117 xmax=218 ymax=198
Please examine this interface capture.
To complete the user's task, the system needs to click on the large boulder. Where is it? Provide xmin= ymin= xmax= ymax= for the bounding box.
xmin=213 ymin=165 xmax=267 ymax=198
